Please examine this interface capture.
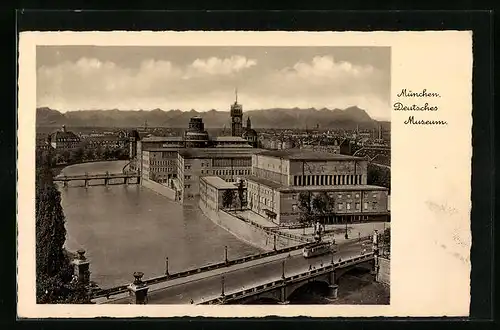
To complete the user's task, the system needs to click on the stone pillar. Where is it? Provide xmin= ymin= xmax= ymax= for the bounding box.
xmin=328 ymin=284 xmax=339 ymax=299
xmin=329 ymin=270 xmax=336 ymax=285
xmin=128 ymin=272 xmax=149 ymax=304
xmin=280 ymin=286 xmax=287 ymax=303
xmin=71 ymin=249 xmax=90 ymax=285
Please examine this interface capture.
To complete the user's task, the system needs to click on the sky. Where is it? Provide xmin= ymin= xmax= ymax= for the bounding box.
xmin=37 ymin=46 xmax=391 ymax=120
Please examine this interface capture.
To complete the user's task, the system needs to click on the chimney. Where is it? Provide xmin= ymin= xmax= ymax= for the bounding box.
xmin=62 ymin=125 xmax=66 ymax=133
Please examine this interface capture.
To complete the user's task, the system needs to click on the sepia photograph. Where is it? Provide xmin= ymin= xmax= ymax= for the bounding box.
xmin=18 ymin=31 xmax=473 ymax=318
xmin=34 ymin=45 xmax=391 ymax=306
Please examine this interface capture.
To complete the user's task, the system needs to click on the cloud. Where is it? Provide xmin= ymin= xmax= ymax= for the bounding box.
xmin=187 ymin=56 xmax=257 ymax=76
xmin=37 ymin=54 xmax=390 ymax=120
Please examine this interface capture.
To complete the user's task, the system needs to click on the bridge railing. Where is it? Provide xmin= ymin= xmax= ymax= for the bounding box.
xmin=200 ymin=253 xmax=374 ymax=305
xmin=92 ymin=242 xmax=316 ymax=299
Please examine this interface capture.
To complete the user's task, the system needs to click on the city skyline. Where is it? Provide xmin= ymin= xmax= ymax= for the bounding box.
xmin=37 ymin=46 xmax=391 ymax=120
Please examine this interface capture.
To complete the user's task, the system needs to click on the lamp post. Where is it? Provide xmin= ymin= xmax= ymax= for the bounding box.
xmin=344 ymin=220 xmax=349 ymax=239
xmin=273 ymin=235 xmax=277 ymax=251
xmin=224 ymin=245 xmax=228 ymax=264
xmin=165 ymin=257 xmax=169 ymax=276
xmin=281 ymin=260 xmax=286 ymax=279
xmin=221 ymin=275 xmax=225 ymax=297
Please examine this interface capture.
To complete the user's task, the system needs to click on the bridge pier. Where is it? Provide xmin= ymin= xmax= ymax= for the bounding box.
xmin=128 ymin=272 xmax=149 ymax=304
xmin=328 ymin=284 xmax=339 ymax=299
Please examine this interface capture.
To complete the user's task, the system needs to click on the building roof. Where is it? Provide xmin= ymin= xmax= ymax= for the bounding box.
xmin=50 ymin=130 xmax=80 ymax=141
xmin=143 ymin=148 xmax=181 ymax=153
xmin=179 ymin=148 xmax=262 ymax=159
xmin=141 ymin=136 xmax=184 ymax=142
xmin=242 ymin=128 xmax=258 ymax=137
xmin=255 ymin=149 xmax=363 ymax=161
xmin=211 ymin=136 xmax=248 ymax=142
xmin=85 ymin=135 xmax=125 ymax=142
xmin=246 ymin=175 xmax=388 ymax=192
xmin=201 ymin=176 xmax=238 ymax=190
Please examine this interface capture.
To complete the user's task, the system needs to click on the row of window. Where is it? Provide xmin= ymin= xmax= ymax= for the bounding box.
xmin=293 ymin=174 xmax=363 ymax=186
xmin=201 ymin=169 xmax=251 ymax=176
xmin=151 ymin=160 xmax=176 ymax=166
xmin=290 ymin=201 xmax=378 ymax=212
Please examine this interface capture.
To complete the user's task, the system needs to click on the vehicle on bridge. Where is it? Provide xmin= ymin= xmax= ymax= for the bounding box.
xmin=302 ymin=241 xmax=337 ymax=258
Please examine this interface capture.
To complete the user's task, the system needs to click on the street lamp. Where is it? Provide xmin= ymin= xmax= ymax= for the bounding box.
xmin=165 ymin=257 xmax=169 ymax=276
xmin=281 ymin=260 xmax=286 ymax=279
xmin=344 ymin=221 xmax=349 ymax=239
xmin=273 ymin=235 xmax=277 ymax=251
xmin=221 ymin=275 xmax=225 ymax=297
xmin=224 ymin=245 xmax=228 ymax=264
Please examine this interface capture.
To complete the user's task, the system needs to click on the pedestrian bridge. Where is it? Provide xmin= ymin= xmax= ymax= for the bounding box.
xmin=54 ymin=172 xmax=140 ymax=187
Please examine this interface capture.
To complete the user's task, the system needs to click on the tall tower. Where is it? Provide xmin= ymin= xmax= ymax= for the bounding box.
xmin=230 ymin=88 xmax=243 ymax=136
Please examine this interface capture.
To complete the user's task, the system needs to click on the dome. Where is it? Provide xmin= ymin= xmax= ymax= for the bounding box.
xmin=242 ymin=128 xmax=257 ymax=138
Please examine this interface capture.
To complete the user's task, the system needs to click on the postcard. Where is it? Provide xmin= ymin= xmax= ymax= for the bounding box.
xmin=17 ymin=30 xmax=472 ymax=318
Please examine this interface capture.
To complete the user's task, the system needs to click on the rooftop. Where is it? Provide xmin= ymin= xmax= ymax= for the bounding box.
xmin=179 ymin=148 xmax=263 ymax=159
xmin=246 ymin=175 xmax=388 ymax=192
xmin=201 ymin=176 xmax=238 ymax=190
xmin=211 ymin=136 xmax=248 ymax=142
xmin=255 ymin=149 xmax=363 ymax=161
xmin=141 ymin=136 xmax=184 ymax=142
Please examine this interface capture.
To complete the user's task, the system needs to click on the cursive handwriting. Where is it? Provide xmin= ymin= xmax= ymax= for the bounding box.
xmin=404 ymin=116 xmax=447 ymax=125
xmin=397 ymin=88 xmax=440 ymax=98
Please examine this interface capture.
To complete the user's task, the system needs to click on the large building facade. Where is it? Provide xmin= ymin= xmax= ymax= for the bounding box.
xmin=246 ymin=149 xmax=389 ymax=225
xmin=131 ymin=93 xmax=261 ymax=202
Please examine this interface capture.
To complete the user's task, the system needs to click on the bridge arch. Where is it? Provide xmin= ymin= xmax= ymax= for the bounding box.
xmin=286 ymin=279 xmax=331 ymax=303
xmin=334 ymin=260 xmax=374 ymax=282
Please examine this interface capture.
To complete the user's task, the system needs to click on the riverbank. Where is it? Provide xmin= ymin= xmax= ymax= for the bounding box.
xmin=199 ymin=200 xmax=304 ymax=251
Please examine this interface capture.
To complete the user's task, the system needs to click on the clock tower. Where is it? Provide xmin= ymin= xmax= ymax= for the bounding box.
xmin=230 ymin=88 xmax=243 ymax=136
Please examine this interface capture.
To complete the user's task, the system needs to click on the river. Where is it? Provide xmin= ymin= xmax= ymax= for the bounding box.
xmin=59 ymin=161 xmax=262 ymax=289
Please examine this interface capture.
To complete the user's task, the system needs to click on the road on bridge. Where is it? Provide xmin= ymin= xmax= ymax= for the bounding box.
xmin=120 ymin=240 xmax=372 ymax=304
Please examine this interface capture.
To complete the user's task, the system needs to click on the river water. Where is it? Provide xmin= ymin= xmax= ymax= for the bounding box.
xmin=59 ymin=161 xmax=261 ymax=289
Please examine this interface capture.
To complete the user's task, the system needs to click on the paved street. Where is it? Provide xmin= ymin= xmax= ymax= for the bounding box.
xmin=107 ymin=239 xmax=372 ymax=304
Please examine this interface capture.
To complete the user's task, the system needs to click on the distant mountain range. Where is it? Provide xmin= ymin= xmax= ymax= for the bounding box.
xmin=36 ymin=106 xmax=390 ymax=130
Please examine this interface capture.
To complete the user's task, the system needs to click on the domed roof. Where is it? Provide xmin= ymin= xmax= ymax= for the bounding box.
xmin=242 ymin=128 xmax=257 ymax=137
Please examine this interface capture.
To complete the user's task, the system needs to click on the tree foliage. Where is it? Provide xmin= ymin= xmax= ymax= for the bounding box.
xmin=299 ymin=192 xmax=335 ymax=225
xmin=237 ymin=179 xmax=246 ymax=210
xmin=367 ymin=163 xmax=391 ymax=192
xmin=35 ymin=151 xmax=92 ymax=304
xmin=222 ymin=189 xmax=235 ymax=210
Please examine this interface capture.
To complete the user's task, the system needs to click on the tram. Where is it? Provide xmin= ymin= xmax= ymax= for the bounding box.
xmin=302 ymin=241 xmax=337 ymax=258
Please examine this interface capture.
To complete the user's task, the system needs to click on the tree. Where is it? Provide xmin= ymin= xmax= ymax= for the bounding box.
xmin=69 ymin=147 xmax=84 ymax=164
xmin=35 ymin=160 xmax=91 ymax=304
xmin=298 ymin=192 xmax=314 ymax=225
xmin=368 ymin=163 xmax=391 ymax=192
xmin=222 ymin=189 xmax=235 ymax=210
xmin=311 ymin=192 xmax=335 ymax=222
xmin=237 ymin=179 xmax=246 ymax=210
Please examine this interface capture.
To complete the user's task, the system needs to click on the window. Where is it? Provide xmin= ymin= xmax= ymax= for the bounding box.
xmin=364 ymin=202 xmax=368 ymax=210
xmin=338 ymin=203 xmax=344 ymax=210
xmin=355 ymin=193 xmax=360 ymax=198
xmin=372 ymin=202 xmax=378 ymax=210
xmin=346 ymin=203 xmax=351 ymax=210
xmin=372 ymin=193 xmax=378 ymax=198
xmin=292 ymin=204 xmax=297 ymax=212
xmin=347 ymin=193 xmax=351 ymax=198
xmin=355 ymin=202 xmax=360 ymax=210
xmin=338 ymin=194 xmax=342 ymax=198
